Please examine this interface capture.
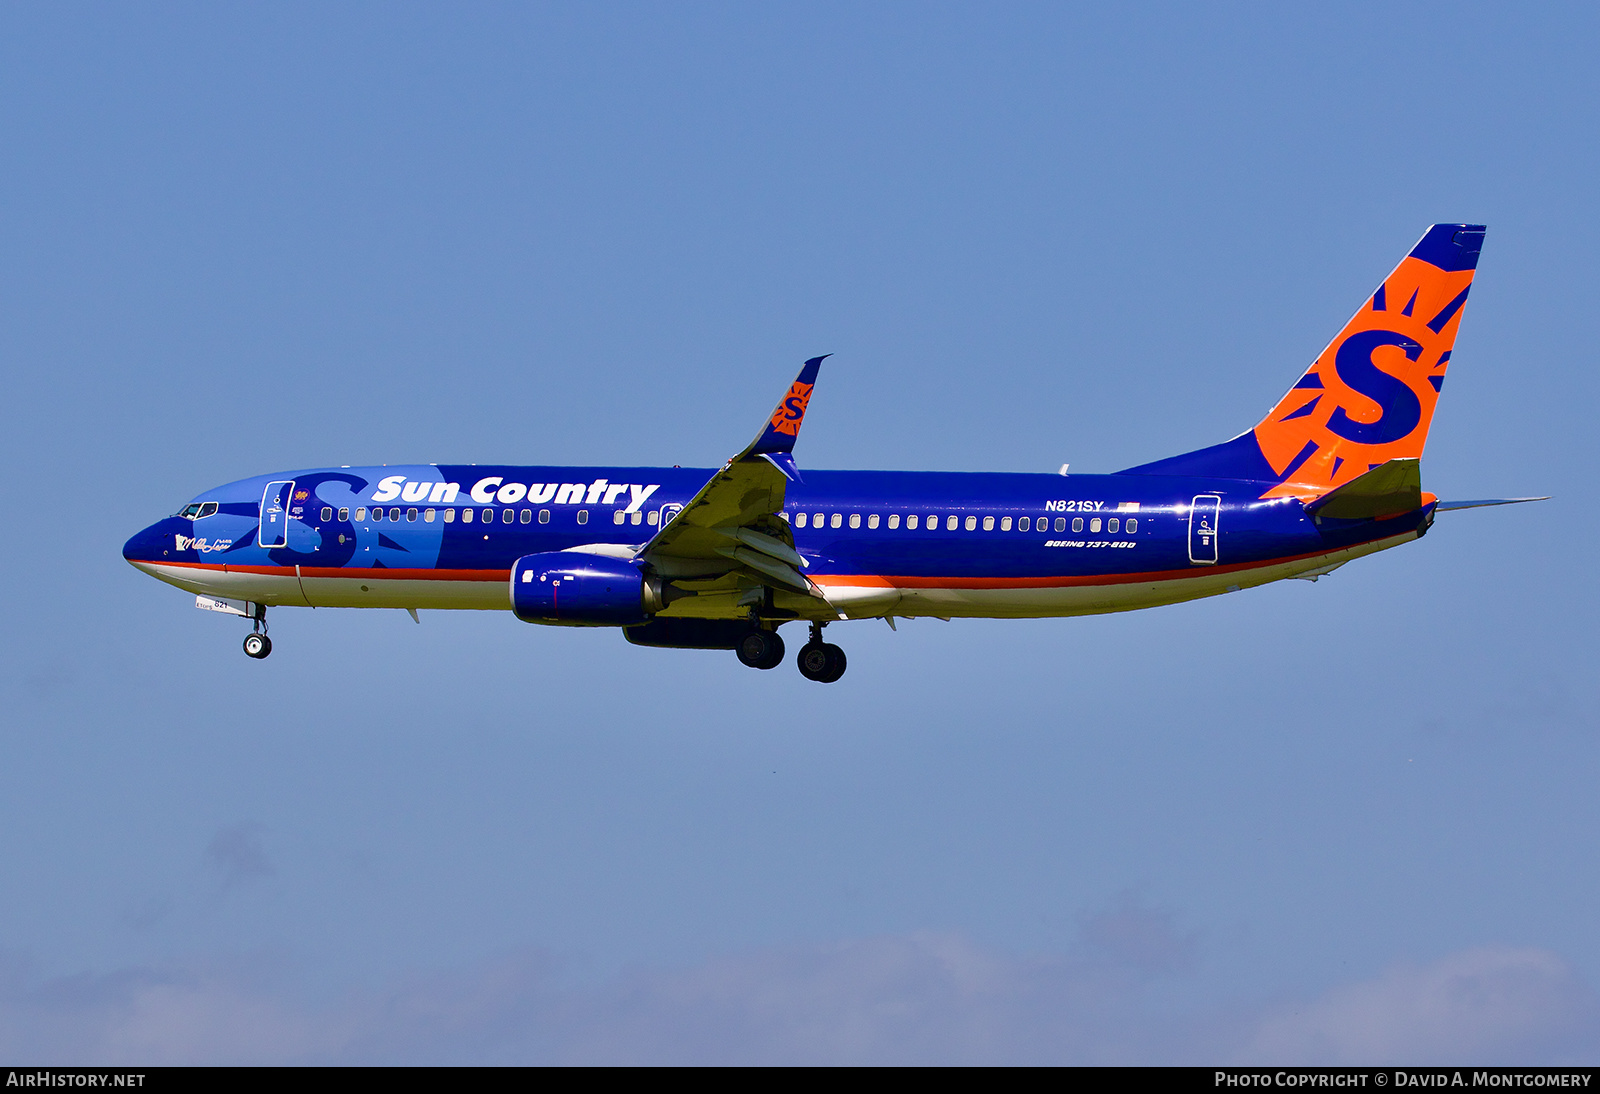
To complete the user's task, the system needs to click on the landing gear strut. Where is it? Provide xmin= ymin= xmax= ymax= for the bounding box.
xmin=243 ymin=604 xmax=272 ymax=659
xmin=796 ymin=622 xmax=846 ymax=683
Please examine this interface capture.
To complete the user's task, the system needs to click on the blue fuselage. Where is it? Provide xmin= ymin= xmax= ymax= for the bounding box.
xmin=123 ymin=464 xmax=1430 ymax=620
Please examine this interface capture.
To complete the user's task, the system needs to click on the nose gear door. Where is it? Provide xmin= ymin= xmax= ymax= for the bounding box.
xmin=259 ymin=481 xmax=295 ymax=548
xmin=1188 ymin=494 xmax=1220 ymax=565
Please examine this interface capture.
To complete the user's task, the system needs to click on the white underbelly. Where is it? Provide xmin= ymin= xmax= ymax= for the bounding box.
xmin=131 ymin=563 xmax=510 ymax=610
xmin=818 ymin=533 xmax=1412 ymax=619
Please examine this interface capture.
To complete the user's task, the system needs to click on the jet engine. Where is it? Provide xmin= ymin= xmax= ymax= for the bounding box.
xmin=509 ymin=552 xmax=674 ymax=626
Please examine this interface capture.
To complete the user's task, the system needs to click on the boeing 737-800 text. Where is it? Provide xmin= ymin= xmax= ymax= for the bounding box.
xmin=124 ymin=224 xmax=1539 ymax=681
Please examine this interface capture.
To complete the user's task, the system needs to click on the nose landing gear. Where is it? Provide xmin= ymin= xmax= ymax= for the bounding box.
xmin=242 ymin=604 xmax=272 ymax=659
xmin=796 ymin=623 xmax=846 ymax=683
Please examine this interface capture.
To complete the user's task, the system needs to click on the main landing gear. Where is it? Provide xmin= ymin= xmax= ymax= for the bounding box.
xmin=796 ymin=622 xmax=846 ymax=683
xmin=243 ymin=604 xmax=272 ymax=659
xmin=736 ymin=628 xmax=786 ymax=670
xmin=734 ymin=620 xmax=847 ymax=682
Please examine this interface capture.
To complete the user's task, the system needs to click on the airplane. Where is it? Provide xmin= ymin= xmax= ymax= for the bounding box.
xmin=124 ymin=223 xmax=1541 ymax=681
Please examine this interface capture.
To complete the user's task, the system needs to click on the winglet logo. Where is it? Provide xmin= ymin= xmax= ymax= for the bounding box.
xmin=768 ymin=381 xmax=814 ymax=437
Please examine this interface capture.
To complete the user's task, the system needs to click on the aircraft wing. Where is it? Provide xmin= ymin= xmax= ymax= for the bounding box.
xmin=638 ymin=356 xmax=835 ymax=609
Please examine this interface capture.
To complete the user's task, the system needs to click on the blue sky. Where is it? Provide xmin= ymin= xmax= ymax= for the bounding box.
xmin=1 ymin=2 xmax=1596 ymax=1063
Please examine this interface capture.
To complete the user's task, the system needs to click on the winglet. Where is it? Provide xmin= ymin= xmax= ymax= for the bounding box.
xmin=749 ymin=355 xmax=829 ymax=457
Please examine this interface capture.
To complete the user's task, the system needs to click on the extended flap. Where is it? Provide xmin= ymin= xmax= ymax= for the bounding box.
xmin=1304 ymin=458 xmax=1422 ymax=521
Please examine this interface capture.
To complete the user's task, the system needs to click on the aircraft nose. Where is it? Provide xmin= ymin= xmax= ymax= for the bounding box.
xmin=123 ymin=522 xmax=169 ymax=564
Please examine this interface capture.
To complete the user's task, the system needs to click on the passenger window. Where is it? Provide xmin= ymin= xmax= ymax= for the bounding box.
xmin=502 ymin=508 xmax=514 ymax=524
xmin=443 ymin=508 xmax=455 ymax=523
xmin=630 ymin=511 xmax=642 ymax=525
xmin=407 ymin=508 xmax=418 ymax=522
xmin=1019 ymin=516 xmax=1030 ymax=532
xmin=520 ymin=508 xmax=532 ymax=524
xmin=339 ymin=507 xmax=350 ymax=522
xmin=1107 ymin=518 xmax=1119 ymax=533
xmin=390 ymin=508 xmax=401 ymax=522
xmin=830 ymin=513 xmax=842 ymax=529
xmin=1089 ymin=517 xmax=1101 ymax=533
xmin=947 ymin=515 xmax=958 ymax=531
xmin=964 ymin=515 xmax=976 ymax=531
xmin=1001 ymin=516 xmax=1012 ymax=531
xmin=868 ymin=514 xmax=880 ymax=529
xmin=812 ymin=512 xmax=822 ymax=527
xmin=648 ymin=511 xmax=659 ymax=526
xmin=888 ymin=514 xmax=900 ymax=529
xmin=1054 ymin=517 xmax=1066 ymax=532
xmin=982 ymin=516 xmax=994 ymax=531
xmin=321 ymin=507 xmax=333 ymax=522
xmin=1126 ymin=517 xmax=1137 ymax=533
xmin=372 ymin=508 xmax=384 ymax=522
xmin=907 ymin=514 xmax=919 ymax=529
xmin=613 ymin=510 xmax=625 ymax=525
xmin=1072 ymin=517 xmax=1083 ymax=533
xmin=540 ymin=510 xmax=552 ymax=524
xmin=577 ymin=509 xmax=589 ymax=525
xmin=849 ymin=513 xmax=861 ymax=529
xmin=462 ymin=508 xmax=475 ymax=523
xmin=425 ymin=508 xmax=436 ymax=523
xmin=355 ymin=507 xmax=367 ymax=521
xmin=795 ymin=512 xmax=807 ymax=528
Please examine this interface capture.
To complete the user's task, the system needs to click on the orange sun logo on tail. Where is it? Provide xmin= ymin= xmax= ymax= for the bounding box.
xmin=1253 ymin=231 xmax=1480 ymax=500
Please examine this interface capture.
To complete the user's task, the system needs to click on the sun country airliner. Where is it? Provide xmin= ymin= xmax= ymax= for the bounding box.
xmin=125 ymin=224 xmax=1539 ymax=681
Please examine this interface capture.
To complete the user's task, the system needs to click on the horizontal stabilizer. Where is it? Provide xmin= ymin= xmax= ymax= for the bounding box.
xmin=1435 ymin=496 xmax=1550 ymax=512
xmin=1304 ymin=458 xmax=1421 ymax=521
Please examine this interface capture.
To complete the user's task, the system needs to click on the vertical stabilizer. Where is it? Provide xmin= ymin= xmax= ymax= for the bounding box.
xmin=1121 ymin=224 xmax=1485 ymax=498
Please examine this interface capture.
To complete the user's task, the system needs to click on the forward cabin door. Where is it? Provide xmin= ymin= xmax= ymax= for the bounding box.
xmin=258 ymin=481 xmax=295 ymax=548
xmin=1188 ymin=494 xmax=1221 ymax=565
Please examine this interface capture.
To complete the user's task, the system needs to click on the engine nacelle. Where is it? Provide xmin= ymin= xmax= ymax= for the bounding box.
xmin=510 ymin=552 xmax=670 ymax=626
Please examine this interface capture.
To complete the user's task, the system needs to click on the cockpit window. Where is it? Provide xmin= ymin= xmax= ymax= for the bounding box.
xmin=177 ymin=502 xmax=219 ymax=520
xmin=178 ymin=504 xmax=202 ymax=519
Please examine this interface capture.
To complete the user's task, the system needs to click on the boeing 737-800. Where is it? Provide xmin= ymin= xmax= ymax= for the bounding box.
xmin=123 ymin=224 xmax=1539 ymax=681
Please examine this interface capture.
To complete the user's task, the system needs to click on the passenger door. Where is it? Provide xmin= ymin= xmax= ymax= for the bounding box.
xmin=258 ymin=481 xmax=295 ymax=548
xmin=1188 ymin=494 xmax=1221 ymax=564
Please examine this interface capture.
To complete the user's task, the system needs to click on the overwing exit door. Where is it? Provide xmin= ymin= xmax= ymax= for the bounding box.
xmin=1188 ymin=494 xmax=1221 ymax=564
xmin=259 ymin=481 xmax=295 ymax=548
